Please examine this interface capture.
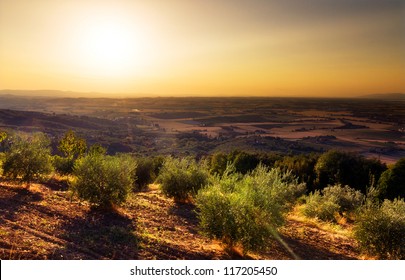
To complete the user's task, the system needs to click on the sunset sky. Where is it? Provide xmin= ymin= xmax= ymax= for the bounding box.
xmin=1 ymin=0 xmax=404 ymax=97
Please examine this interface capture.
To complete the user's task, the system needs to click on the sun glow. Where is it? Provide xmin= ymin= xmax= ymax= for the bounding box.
xmin=1 ymin=0 xmax=404 ymax=95
xmin=74 ymin=16 xmax=141 ymax=77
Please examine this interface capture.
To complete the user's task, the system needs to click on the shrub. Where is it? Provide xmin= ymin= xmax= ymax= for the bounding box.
xmin=71 ymin=153 xmax=137 ymax=209
xmin=196 ymin=164 xmax=305 ymax=253
xmin=0 ymin=152 xmax=5 ymax=175
xmin=2 ymin=133 xmax=53 ymax=184
xmin=302 ymin=190 xmax=340 ymax=221
xmin=378 ymin=158 xmax=405 ymax=200
xmin=354 ymin=199 xmax=405 ymax=259
xmin=88 ymin=143 xmax=107 ymax=156
xmin=208 ymin=151 xmax=279 ymax=176
xmin=0 ymin=131 xmax=7 ymax=152
xmin=58 ymin=130 xmax=87 ymax=159
xmin=302 ymin=185 xmax=365 ymax=222
xmin=53 ymin=155 xmax=75 ymax=175
xmin=323 ymin=184 xmax=365 ymax=212
xmin=209 ymin=152 xmax=228 ymax=175
xmin=54 ymin=130 xmax=88 ymax=175
xmin=157 ymin=157 xmax=210 ymax=202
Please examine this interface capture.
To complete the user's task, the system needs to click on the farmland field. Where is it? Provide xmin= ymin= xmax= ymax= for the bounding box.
xmin=0 ymin=94 xmax=404 ymax=162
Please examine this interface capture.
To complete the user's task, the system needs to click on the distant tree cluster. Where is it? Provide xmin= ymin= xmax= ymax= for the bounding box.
xmin=207 ymin=149 xmax=390 ymax=196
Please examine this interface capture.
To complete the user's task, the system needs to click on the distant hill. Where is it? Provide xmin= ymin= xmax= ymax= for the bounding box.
xmin=358 ymin=93 xmax=405 ymax=100
xmin=0 ymin=89 xmax=151 ymax=98
xmin=0 ymin=89 xmax=109 ymax=98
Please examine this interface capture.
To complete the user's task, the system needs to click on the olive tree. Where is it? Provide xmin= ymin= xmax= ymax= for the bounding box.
xmin=71 ymin=153 xmax=137 ymax=209
xmin=54 ymin=130 xmax=87 ymax=175
xmin=2 ymin=133 xmax=53 ymax=185
xmin=378 ymin=158 xmax=405 ymax=200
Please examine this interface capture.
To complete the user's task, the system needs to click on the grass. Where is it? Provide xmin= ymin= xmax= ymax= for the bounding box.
xmin=290 ymin=204 xmax=353 ymax=238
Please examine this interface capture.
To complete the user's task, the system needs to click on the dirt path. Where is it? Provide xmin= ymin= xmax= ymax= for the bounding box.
xmin=0 ymin=181 xmax=361 ymax=260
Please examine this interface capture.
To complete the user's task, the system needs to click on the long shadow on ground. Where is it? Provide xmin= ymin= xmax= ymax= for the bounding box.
xmin=168 ymin=202 xmax=199 ymax=235
xmin=0 ymin=183 xmax=43 ymax=220
xmin=276 ymin=234 xmax=358 ymax=260
xmin=54 ymin=209 xmax=138 ymax=259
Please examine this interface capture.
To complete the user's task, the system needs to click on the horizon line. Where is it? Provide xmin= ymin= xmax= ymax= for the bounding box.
xmin=1 ymin=89 xmax=404 ymax=99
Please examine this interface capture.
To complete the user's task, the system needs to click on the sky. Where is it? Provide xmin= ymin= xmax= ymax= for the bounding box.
xmin=0 ymin=0 xmax=404 ymax=97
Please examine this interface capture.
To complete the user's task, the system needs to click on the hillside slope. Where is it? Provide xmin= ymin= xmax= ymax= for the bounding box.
xmin=0 ymin=180 xmax=360 ymax=260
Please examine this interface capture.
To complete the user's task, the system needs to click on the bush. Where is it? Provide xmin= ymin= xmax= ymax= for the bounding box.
xmin=0 ymin=131 xmax=7 ymax=152
xmin=302 ymin=185 xmax=365 ymax=222
xmin=58 ymin=130 xmax=87 ymax=159
xmin=53 ymin=155 xmax=75 ymax=175
xmin=208 ymin=151 xmax=280 ymax=176
xmin=0 ymin=152 xmax=5 ymax=175
xmin=354 ymin=199 xmax=405 ymax=259
xmin=2 ymin=133 xmax=53 ymax=184
xmin=302 ymin=191 xmax=340 ymax=221
xmin=71 ymin=153 xmax=137 ymax=209
xmin=196 ymin=164 xmax=305 ymax=253
xmin=323 ymin=184 xmax=365 ymax=212
xmin=378 ymin=158 xmax=405 ymax=200
xmin=157 ymin=157 xmax=210 ymax=202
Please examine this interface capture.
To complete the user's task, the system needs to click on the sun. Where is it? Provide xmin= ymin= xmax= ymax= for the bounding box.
xmin=75 ymin=17 xmax=139 ymax=77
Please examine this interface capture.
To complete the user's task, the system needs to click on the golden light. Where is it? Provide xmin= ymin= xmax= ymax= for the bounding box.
xmin=74 ymin=15 xmax=141 ymax=78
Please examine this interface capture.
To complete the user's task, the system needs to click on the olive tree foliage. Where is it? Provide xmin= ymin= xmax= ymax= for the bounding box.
xmin=355 ymin=198 xmax=405 ymax=259
xmin=377 ymin=158 xmax=405 ymax=200
xmin=54 ymin=130 xmax=87 ymax=175
xmin=0 ymin=131 xmax=7 ymax=175
xmin=0 ymin=131 xmax=7 ymax=174
xmin=196 ymin=164 xmax=306 ymax=253
xmin=58 ymin=130 xmax=87 ymax=158
xmin=302 ymin=184 xmax=365 ymax=222
xmin=2 ymin=133 xmax=53 ymax=184
xmin=0 ymin=131 xmax=7 ymax=151
xmin=208 ymin=151 xmax=281 ymax=176
xmin=71 ymin=153 xmax=137 ymax=209
xmin=157 ymin=157 xmax=210 ymax=202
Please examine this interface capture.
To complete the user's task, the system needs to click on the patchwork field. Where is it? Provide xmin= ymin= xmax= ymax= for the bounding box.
xmin=0 ymin=94 xmax=404 ymax=162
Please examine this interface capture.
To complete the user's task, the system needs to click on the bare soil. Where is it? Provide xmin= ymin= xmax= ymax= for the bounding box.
xmin=0 ymin=180 xmax=362 ymax=260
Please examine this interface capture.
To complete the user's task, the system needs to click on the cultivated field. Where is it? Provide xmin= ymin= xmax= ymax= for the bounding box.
xmin=0 ymin=94 xmax=404 ymax=162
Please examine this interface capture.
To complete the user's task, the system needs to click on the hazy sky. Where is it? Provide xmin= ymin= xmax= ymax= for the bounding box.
xmin=1 ymin=0 xmax=404 ymax=97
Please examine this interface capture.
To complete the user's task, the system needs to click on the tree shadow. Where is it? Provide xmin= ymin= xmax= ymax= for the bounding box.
xmin=53 ymin=208 xmax=139 ymax=259
xmin=0 ymin=183 xmax=43 ymax=220
xmin=139 ymin=235 xmax=228 ymax=260
xmin=42 ymin=177 xmax=69 ymax=191
xmin=270 ymin=233 xmax=358 ymax=260
xmin=168 ymin=202 xmax=199 ymax=235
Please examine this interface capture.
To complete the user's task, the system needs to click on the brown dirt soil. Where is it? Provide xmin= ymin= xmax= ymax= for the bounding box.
xmin=0 ymin=180 xmax=362 ymax=260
